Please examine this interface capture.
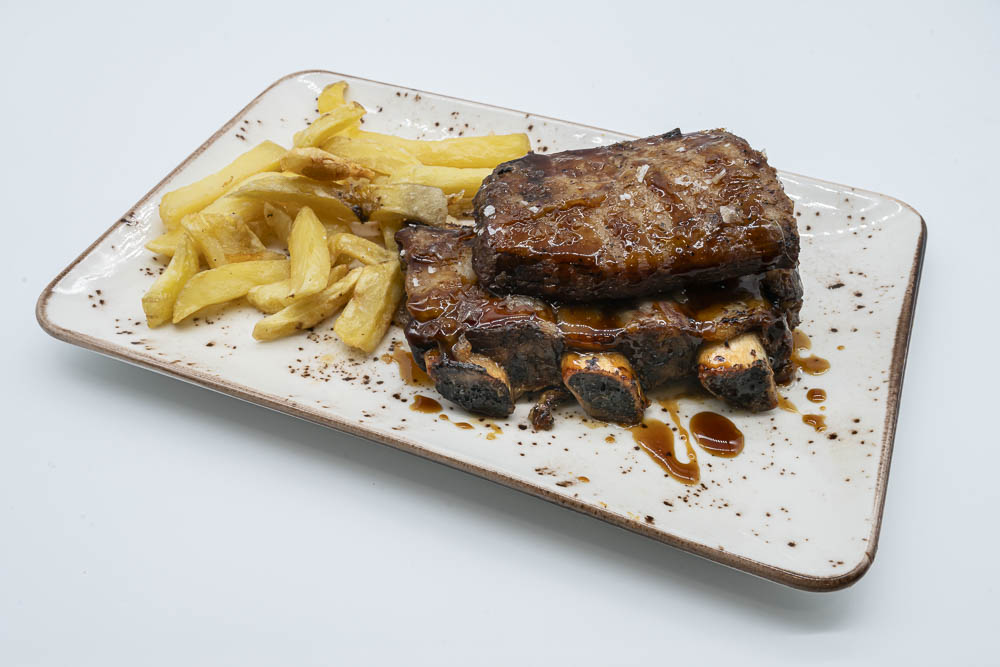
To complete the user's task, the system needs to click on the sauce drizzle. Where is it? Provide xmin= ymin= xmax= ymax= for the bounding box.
xmin=630 ymin=419 xmax=700 ymax=485
xmin=383 ymin=346 xmax=432 ymax=386
xmin=806 ymin=388 xmax=827 ymax=403
xmin=802 ymin=414 xmax=827 ymax=432
xmin=410 ymin=394 xmax=442 ymax=413
xmin=689 ymin=412 xmax=744 ymax=457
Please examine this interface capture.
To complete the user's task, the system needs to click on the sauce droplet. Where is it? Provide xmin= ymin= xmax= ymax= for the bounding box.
xmin=454 ymin=422 xmax=474 ymax=430
xmin=777 ymin=394 xmax=798 ymax=413
xmin=793 ymin=329 xmax=812 ymax=351
xmin=630 ymin=418 xmax=699 ymax=485
xmin=806 ymin=388 xmax=827 ymax=403
xmin=690 ymin=412 xmax=745 ymax=457
xmin=384 ymin=346 xmax=432 ymax=386
xmin=410 ymin=394 xmax=442 ymax=413
xmin=791 ymin=329 xmax=831 ymax=375
xmin=577 ymin=476 xmax=590 ymax=483
xmin=802 ymin=414 xmax=827 ymax=432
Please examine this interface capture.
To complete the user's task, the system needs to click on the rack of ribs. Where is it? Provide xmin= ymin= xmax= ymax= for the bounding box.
xmin=397 ymin=224 xmax=802 ymax=427
xmin=471 ymin=129 xmax=798 ymax=302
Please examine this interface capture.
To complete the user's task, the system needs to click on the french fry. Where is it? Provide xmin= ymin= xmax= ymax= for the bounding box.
xmin=247 ymin=207 xmax=331 ymax=313
xmin=369 ymin=211 xmax=404 ymax=252
xmin=351 ymin=130 xmax=529 ymax=168
xmin=158 ymin=141 xmax=286 ymax=229
xmin=334 ymin=260 xmax=404 ymax=354
xmin=263 ymin=203 xmax=293 ymax=243
xmin=370 ymin=183 xmax=448 ymax=226
xmin=172 ymin=259 xmax=289 ymax=323
xmin=293 ymin=102 xmax=366 ymax=148
xmin=229 ymin=173 xmax=359 ymax=225
xmin=280 ymin=147 xmax=375 ymax=181
xmin=389 ymin=165 xmax=492 ymax=198
xmin=141 ymin=233 xmax=200 ymax=327
xmin=252 ymin=266 xmax=361 ymax=341
xmin=329 ymin=232 xmax=395 ymax=266
xmin=321 ymin=135 xmax=420 ymax=175
xmin=317 ymin=81 xmax=348 ymax=114
xmin=180 ymin=212 xmax=283 ymax=268
xmin=146 ymin=229 xmax=186 ymax=256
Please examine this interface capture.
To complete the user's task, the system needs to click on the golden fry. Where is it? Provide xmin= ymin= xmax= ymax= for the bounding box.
xmin=180 ymin=212 xmax=283 ymax=268
xmin=145 ymin=229 xmax=186 ymax=256
xmin=158 ymin=141 xmax=286 ymax=229
xmin=141 ymin=233 xmax=200 ymax=327
xmin=333 ymin=260 xmax=404 ymax=354
xmin=293 ymin=102 xmax=366 ymax=148
xmin=263 ymin=203 xmax=293 ymax=244
xmin=229 ymin=173 xmax=359 ymax=225
xmin=351 ymin=130 xmax=529 ymax=168
xmin=370 ymin=183 xmax=448 ymax=226
xmin=389 ymin=165 xmax=492 ymax=198
xmin=172 ymin=260 xmax=289 ymax=323
xmin=280 ymin=147 xmax=375 ymax=181
xmin=247 ymin=207 xmax=331 ymax=313
xmin=317 ymin=81 xmax=348 ymax=114
xmin=252 ymin=266 xmax=361 ymax=341
xmin=321 ymin=135 xmax=420 ymax=175
xmin=329 ymin=232 xmax=395 ymax=266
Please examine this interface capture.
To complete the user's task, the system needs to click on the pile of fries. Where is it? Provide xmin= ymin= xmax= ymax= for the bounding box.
xmin=141 ymin=80 xmax=529 ymax=353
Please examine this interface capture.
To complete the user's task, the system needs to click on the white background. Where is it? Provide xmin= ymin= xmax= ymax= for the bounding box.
xmin=2 ymin=1 xmax=998 ymax=665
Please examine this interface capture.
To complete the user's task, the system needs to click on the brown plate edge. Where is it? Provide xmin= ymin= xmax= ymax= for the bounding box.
xmin=34 ymin=69 xmax=928 ymax=592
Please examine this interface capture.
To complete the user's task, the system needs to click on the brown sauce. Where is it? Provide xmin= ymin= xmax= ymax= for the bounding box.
xmin=793 ymin=329 xmax=812 ymax=351
xmin=556 ymin=304 xmax=623 ymax=349
xmin=384 ymin=346 xmax=432 ymax=386
xmin=438 ymin=414 xmax=449 ymax=421
xmin=791 ymin=329 xmax=830 ymax=376
xmin=577 ymin=476 xmax=590 ymax=483
xmin=410 ymin=394 xmax=442 ymax=413
xmin=777 ymin=394 xmax=798 ymax=413
xmin=689 ymin=412 xmax=744 ymax=458
xmin=802 ymin=414 xmax=827 ymax=432
xmin=454 ymin=422 xmax=474 ymax=430
xmin=806 ymin=388 xmax=827 ymax=403
xmin=792 ymin=352 xmax=831 ymax=375
xmin=630 ymin=419 xmax=700 ymax=485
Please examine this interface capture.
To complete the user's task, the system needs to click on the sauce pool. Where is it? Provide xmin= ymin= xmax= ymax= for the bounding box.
xmin=690 ymin=412 xmax=744 ymax=457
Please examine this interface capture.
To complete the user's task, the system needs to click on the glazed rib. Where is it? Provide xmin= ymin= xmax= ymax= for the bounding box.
xmin=397 ymin=224 xmax=801 ymax=424
xmin=472 ymin=129 xmax=798 ymax=301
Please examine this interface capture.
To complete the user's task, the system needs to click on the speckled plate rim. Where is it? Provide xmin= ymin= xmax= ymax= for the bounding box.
xmin=35 ymin=70 xmax=927 ymax=592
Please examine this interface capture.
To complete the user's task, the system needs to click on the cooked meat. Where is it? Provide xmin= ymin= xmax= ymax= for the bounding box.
xmin=472 ymin=129 xmax=798 ymax=301
xmin=397 ymin=224 xmax=800 ymax=423
xmin=561 ymin=352 xmax=648 ymax=425
xmin=529 ymin=387 xmax=572 ymax=431
xmin=697 ymin=333 xmax=779 ymax=412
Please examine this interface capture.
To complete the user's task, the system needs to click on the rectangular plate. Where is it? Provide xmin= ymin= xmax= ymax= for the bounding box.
xmin=36 ymin=70 xmax=925 ymax=591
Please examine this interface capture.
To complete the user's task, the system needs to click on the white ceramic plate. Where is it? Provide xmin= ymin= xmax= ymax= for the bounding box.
xmin=37 ymin=71 xmax=925 ymax=591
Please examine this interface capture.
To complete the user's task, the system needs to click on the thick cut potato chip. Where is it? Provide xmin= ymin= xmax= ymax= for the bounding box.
xmin=351 ymin=131 xmax=529 ymax=168
xmin=141 ymin=233 xmax=200 ymax=327
xmin=172 ymin=260 xmax=289 ymax=323
xmin=159 ymin=141 xmax=286 ymax=229
xmin=247 ymin=207 xmax=331 ymax=313
xmin=252 ymin=266 xmax=361 ymax=341
xmin=146 ymin=229 xmax=186 ymax=256
xmin=180 ymin=212 xmax=283 ymax=268
xmin=230 ymin=173 xmax=359 ymax=225
xmin=317 ymin=81 xmax=348 ymax=114
xmin=390 ymin=165 xmax=492 ymax=198
xmin=334 ymin=260 xmax=404 ymax=354
xmin=329 ymin=233 xmax=395 ymax=266
xmin=293 ymin=103 xmax=366 ymax=148
xmin=370 ymin=213 xmax=404 ymax=253
xmin=263 ymin=203 xmax=294 ymax=243
xmin=369 ymin=183 xmax=448 ymax=227
xmin=321 ymin=135 xmax=420 ymax=175
xmin=281 ymin=147 xmax=375 ymax=181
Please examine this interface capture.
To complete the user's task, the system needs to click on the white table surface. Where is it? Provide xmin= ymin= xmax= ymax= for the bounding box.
xmin=3 ymin=1 xmax=997 ymax=664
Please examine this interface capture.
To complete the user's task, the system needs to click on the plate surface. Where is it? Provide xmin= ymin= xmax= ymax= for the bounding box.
xmin=36 ymin=70 xmax=925 ymax=591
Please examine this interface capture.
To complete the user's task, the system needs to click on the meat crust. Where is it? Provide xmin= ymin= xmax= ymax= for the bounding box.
xmin=472 ymin=129 xmax=798 ymax=301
